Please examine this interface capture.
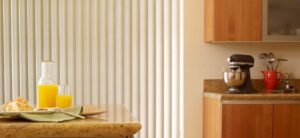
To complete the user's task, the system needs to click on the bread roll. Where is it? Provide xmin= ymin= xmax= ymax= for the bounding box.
xmin=1 ymin=97 xmax=33 ymax=112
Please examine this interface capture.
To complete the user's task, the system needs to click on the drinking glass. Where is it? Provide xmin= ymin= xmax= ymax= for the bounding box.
xmin=56 ymin=85 xmax=72 ymax=108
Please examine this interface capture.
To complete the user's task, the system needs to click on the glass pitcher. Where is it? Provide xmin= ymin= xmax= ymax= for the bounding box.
xmin=37 ymin=61 xmax=58 ymax=108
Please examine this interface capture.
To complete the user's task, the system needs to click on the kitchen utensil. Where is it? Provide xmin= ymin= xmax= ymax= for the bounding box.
xmin=275 ymin=58 xmax=288 ymax=71
xmin=55 ymin=108 xmax=85 ymax=119
xmin=267 ymin=53 xmax=275 ymax=70
xmin=268 ymin=52 xmax=275 ymax=59
xmin=259 ymin=53 xmax=270 ymax=70
xmin=268 ymin=58 xmax=276 ymax=71
xmin=225 ymin=54 xmax=257 ymax=93
xmin=259 ymin=53 xmax=268 ymax=59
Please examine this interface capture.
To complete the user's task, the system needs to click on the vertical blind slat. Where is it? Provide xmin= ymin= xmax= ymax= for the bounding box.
xmin=91 ymin=0 xmax=100 ymax=105
xmin=179 ymin=0 xmax=184 ymax=136
xmin=131 ymin=0 xmax=141 ymax=136
xmin=27 ymin=0 xmax=36 ymax=104
xmin=51 ymin=0 xmax=59 ymax=84
xmin=67 ymin=0 xmax=76 ymax=105
xmin=0 ymin=0 xmax=4 ymax=103
xmin=178 ymin=0 xmax=183 ymax=137
xmin=11 ymin=0 xmax=20 ymax=99
xmin=3 ymin=0 xmax=12 ymax=101
xmin=43 ymin=0 xmax=51 ymax=61
xmin=115 ymin=0 xmax=122 ymax=106
xmin=116 ymin=0 xmax=124 ymax=105
xmin=120 ymin=0 xmax=125 ymax=106
xmin=139 ymin=0 xmax=148 ymax=137
xmin=108 ymin=0 xmax=115 ymax=105
xmin=35 ymin=0 xmax=43 ymax=97
xmin=163 ymin=0 xmax=172 ymax=137
xmin=148 ymin=0 xmax=156 ymax=138
xmin=75 ymin=0 xmax=83 ymax=104
xmin=19 ymin=0 xmax=28 ymax=98
xmin=124 ymin=0 xmax=132 ymax=112
xmin=99 ymin=0 xmax=108 ymax=105
xmin=83 ymin=0 xmax=92 ymax=104
xmin=59 ymin=0 xmax=67 ymax=86
xmin=155 ymin=0 xmax=164 ymax=138
xmin=171 ymin=0 xmax=179 ymax=137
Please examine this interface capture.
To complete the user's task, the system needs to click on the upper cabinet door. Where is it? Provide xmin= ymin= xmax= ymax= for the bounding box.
xmin=205 ymin=0 xmax=262 ymax=42
xmin=263 ymin=0 xmax=300 ymax=41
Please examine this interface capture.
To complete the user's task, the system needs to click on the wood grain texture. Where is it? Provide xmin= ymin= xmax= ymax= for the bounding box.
xmin=204 ymin=0 xmax=214 ymax=42
xmin=273 ymin=104 xmax=300 ymax=138
xmin=215 ymin=0 xmax=262 ymax=41
xmin=205 ymin=0 xmax=262 ymax=41
xmin=222 ymin=104 xmax=273 ymax=138
xmin=203 ymin=97 xmax=221 ymax=138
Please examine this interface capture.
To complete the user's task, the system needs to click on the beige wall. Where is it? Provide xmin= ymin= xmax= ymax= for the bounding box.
xmin=184 ymin=0 xmax=300 ymax=137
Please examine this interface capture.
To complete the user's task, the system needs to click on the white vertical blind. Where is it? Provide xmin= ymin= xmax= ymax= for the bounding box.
xmin=3 ymin=0 xmax=12 ymax=101
xmin=0 ymin=0 xmax=184 ymax=138
xmin=27 ymin=0 xmax=36 ymax=104
xmin=0 ymin=0 xmax=3 ymax=104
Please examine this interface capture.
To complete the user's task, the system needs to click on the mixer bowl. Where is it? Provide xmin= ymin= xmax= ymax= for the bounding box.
xmin=224 ymin=71 xmax=247 ymax=87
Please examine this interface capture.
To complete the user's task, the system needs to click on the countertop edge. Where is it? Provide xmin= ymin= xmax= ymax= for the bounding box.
xmin=203 ymin=92 xmax=300 ymax=101
xmin=0 ymin=122 xmax=142 ymax=138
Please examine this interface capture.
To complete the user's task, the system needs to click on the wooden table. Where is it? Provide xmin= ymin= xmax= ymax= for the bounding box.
xmin=0 ymin=105 xmax=141 ymax=138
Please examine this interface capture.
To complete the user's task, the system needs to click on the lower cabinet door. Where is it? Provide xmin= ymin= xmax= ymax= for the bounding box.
xmin=222 ymin=104 xmax=273 ymax=138
xmin=273 ymin=104 xmax=300 ymax=138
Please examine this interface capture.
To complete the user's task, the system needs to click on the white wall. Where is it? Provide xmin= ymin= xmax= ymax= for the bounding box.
xmin=184 ymin=0 xmax=300 ymax=137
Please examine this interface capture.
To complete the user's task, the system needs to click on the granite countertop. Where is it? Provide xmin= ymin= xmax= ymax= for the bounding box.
xmin=0 ymin=105 xmax=141 ymax=138
xmin=203 ymin=92 xmax=300 ymax=100
xmin=204 ymin=79 xmax=300 ymax=101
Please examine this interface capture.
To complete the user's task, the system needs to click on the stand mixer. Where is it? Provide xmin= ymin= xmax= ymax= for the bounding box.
xmin=224 ymin=54 xmax=257 ymax=94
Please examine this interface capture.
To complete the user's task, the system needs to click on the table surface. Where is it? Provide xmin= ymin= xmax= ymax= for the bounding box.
xmin=0 ymin=105 xmax=141 ymax=138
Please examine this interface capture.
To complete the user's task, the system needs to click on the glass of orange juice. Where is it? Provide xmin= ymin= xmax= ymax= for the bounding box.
xmin=57 ymin=85 xmax=72 ymax=108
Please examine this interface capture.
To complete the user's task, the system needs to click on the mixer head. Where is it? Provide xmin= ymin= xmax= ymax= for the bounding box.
xmin=227 ymin=54 xmax=254 ymax=69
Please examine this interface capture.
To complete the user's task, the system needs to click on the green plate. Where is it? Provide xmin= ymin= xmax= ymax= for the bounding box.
xmin=0 ymin=110 xmax=55 ymax=117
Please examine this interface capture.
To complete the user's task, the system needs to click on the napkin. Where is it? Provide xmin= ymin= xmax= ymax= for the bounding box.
xmin=19 ymin=106 xmax=82 ymax=122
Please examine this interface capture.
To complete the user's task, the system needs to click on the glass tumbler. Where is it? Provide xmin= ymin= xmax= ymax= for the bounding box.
xmin=56 ymin=85 xmax=73 ymax=108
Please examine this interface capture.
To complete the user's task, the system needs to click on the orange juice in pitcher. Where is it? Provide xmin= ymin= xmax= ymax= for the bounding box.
xmin=38 ymin=84 xmax=58 ymax=108
xmin=37 ymin=61 xmax=58 ymax=108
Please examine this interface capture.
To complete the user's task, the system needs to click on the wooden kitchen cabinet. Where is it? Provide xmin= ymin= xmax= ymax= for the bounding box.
xmin=222 ymin=104 xmax=273 ymax=138
xmin=273 ymin=104 xmax=300 ymax=138
xmin=204 ymin=0 xmax=262 ymax=42
xmin=263 ymin=0 xmax=300 ymax=41
xmin=204 ymin=97 xmax=273 ymax=138
xmin=204 ymin=97 xmax=300 ymax=138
